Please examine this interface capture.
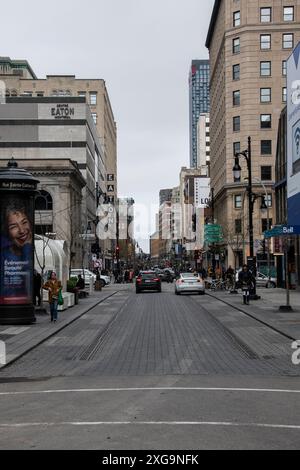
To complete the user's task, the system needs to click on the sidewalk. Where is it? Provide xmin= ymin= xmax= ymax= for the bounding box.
xmin=0 ymin=287 xmax=119 ymax=369
xmin=208 ymin=287 xmax=300 ymax=340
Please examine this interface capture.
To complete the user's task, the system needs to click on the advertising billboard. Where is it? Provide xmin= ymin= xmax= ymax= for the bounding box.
xmin=287 ymin=42 xmax=300 ymax=224
xmin=0 ymin=196 xmax=33 ymax=305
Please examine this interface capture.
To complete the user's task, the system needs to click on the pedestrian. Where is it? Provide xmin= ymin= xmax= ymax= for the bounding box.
xmin=33 ymin=269 xmax=42 ymax=306
xmin=76 ymin=274 xmax=85 ymax=290
xmin=238 ymin=265 xmax=254 ymax=305
xmin=43 ymin=271 xmax=62 ymax=323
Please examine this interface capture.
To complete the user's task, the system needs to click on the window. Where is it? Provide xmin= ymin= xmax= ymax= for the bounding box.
xmin=260 ymin=88 xmax=271 ymax=103
xmin=233 ymin=11 xmax=241 ymax=27
xmin=282 ymin=60 xmax=287 ymax=76
xmin=233 ymin=90 xmax=240 ymax=106
xmin=234 ymin=195 xmax=242 ymax=209
xmin=262 ymin=218 xmax=273 ymax=233
xmin=35 ymin=191 xmax=53 ymax=211
xmin=261 ymin=166 xmax=272 ymax=180
xmin=233 ymin=142 xmax=241 ymax=156
xmin=92 ymin=113 xmax=97 ymax=124
xmin=235 ymin=219 xmax=242 ymax=234
xmin=233 ymin=38 xmax=240 ymax=54
xmin=260 ymin=61 xmax=271 ymax=76
xmin=260 ymin=7 xmax=272 ymax=22
xmin=283 ymin=33 xmax=294 ymax=49
xmin=90 ymin=92 xmax=97 ymax=105
xmin=284 ymin=6 xmax=294 ymax=21
xmin=261 ymin=140 xmax=272 ymax=155
xmin=78 ymin=91 xmax=86 ymax=97
xmin=233 ymin=64 xmax=240 ymax=80
xmin=261 ymin=114 xmax=272 ymax=129
xmin=282 ymin=87 xmax=287 ymax=102
xmin=260 ymin=35 xmax=271 ymax=50
xmin=36 ymin=92 xmax=44 ymax=97
xmin=233 ymin=116 xmax=240 ymax=132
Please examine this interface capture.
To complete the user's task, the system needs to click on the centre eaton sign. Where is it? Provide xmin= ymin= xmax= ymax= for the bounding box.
xmin=51 ymin=104 xmax=75 ymax=119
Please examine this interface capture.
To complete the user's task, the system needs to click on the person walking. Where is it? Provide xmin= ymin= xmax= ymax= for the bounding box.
xmin=43 ymin=272 xmax=62 ymax=323
xmin=33 ymin=269 xmax=42 ymax=306
xmin=238 ymin=265 xmax=254 ymax=305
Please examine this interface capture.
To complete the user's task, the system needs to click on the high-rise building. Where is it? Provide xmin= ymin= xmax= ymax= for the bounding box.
xmin=206 ymin=0 xmax=300 ymax=268
xmin=189 ymin=60 xmax=210 ymax=168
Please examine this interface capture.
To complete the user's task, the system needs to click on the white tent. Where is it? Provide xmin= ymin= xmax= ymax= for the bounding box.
xmin=34 ymin=236 xmax=69 ymax=290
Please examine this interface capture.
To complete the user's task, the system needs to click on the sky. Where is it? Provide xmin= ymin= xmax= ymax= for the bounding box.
xmin=0 ymin=0 xmax=215 ymax=251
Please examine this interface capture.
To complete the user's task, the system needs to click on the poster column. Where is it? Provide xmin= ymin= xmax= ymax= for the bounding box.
xmin=0 ymin=159 xmax=39 ymax=325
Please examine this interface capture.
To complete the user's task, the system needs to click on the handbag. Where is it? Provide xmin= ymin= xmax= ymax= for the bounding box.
xmin=58 ymin=289 xmax=64 ymax=306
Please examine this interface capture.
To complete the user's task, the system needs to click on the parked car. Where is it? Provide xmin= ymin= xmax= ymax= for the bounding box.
xmin=70 ymin=269 xmax=109 ymax=288
xmin=175 ymin=273 xmax=205 ymax=295
xmin=136 ymin=271 xmax=162 ymax=294
xmin=235 ymin=269 xmax=277 ymax=288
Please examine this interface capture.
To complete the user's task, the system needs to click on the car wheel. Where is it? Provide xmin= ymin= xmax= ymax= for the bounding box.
xmin=175 ymin=290 xmax=180 ymax=295
xmin=267 ymin=281 xmax=276 ymax=289
xmin=136 ymin=289 xmax=141 ymax=294
xmin=100 ymin=279 xmax=105 ymax=288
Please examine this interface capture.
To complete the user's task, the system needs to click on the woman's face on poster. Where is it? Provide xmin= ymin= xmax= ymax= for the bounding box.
xmin=7 ymin=211 xmax=32 ymax=248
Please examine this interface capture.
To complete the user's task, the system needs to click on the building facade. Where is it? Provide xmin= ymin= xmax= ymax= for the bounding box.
xmin=197 ymin=113 xmax=210 ymax=175
xmin=206 ymin=0 xmax=300 ymax=268
xmin=0 ymin=96 xmax=108 ymax=269
xmin=189 ymin=60 xmax=210 ymax=168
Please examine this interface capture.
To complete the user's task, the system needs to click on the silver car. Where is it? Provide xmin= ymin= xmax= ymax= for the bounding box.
xmin=175 ymin=273 xmax=205 ymax=295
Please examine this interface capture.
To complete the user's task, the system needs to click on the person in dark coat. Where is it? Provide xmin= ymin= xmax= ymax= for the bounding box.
xmin=76 ymin=274 xmax=85 ymax=290
xmin=33 ymin=269 xmax=42 ymax=306
xmin=238 ymin=265 xmax=254 ymax=305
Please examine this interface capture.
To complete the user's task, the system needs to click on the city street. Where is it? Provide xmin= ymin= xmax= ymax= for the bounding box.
xmin=0 ymin=284 xmax=300 ymax=449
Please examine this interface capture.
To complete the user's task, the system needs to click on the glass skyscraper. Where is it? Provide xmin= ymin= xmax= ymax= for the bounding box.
xmin=189 ymin=60 xmax=210 ymax=168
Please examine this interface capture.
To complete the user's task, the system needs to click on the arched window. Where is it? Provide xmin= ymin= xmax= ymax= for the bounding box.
xmin=35 ymin=190 xmax=53 ymax=211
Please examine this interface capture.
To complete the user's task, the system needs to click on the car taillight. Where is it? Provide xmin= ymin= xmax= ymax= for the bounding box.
xmin=153 ymin=278 xmax=160 ymax=281
xmin=137 ymin=278 xmax=142 ymax=283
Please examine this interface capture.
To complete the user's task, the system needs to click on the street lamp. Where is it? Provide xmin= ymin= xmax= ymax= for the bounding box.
xmin=233 ymin=137 xmax=254 ymax=259
xmin=233 ymin=137 xmax=260 ymax=300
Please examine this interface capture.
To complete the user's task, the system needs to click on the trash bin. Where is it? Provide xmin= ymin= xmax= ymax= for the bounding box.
xmin=95 ymin=280 xmax=102 ymax=291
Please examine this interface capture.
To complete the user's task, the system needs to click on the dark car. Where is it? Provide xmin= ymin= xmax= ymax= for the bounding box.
xmin=136 ymin=271 xmax=162 ymax=294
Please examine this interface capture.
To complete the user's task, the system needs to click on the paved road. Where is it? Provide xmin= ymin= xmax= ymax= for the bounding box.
xmin=0 ymin=284 xmax=300 ymax=449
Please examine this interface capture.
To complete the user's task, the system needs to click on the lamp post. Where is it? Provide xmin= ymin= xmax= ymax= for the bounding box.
xmin=233 ymin=137 xmax=260 ymax=300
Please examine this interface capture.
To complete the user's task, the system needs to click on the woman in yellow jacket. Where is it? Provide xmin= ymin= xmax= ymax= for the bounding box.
xmin=43 ymin=272 xmax=62 ymax=323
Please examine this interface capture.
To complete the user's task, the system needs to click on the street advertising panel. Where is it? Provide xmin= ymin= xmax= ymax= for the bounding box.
xmin=0 ymin=195 xmax=33 ymax=305
xmin=287 ymin=42 xmax=300 ymax=224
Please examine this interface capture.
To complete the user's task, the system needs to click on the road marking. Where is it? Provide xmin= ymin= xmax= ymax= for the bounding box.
xmin=0 ymin=421 xmax=300 ymax=430
xmin=0 ymin=327 xmax=30 ymax=336
xmin=1 ymin=387 xmax=300 ymax=397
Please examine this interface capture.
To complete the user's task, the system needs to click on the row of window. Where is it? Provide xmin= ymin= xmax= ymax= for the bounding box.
xmin=233 ymin=114 xmax=272 ymax=132
xmin=233 ymin=60 xmax=287 ymax=80
xmin=233 ymin=6 xmax=295 ymax=27
xmin=232 ymin=87 xmax=287 ymax=106
xmin=234 ymin=140 xmax=272 ymax=156
xmin=234 ymin=194 xmax=272 ymax=210
xmin=235 ymin=218 xmax=273 ymax=235
xmin=233 ymin=33 xmax=295 ymax=53
xmin=4 ymin=90 xmax=98 ymax=105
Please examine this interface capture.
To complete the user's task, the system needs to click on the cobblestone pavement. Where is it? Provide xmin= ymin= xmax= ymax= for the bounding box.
xmin=1 ymin=284 xmax=300 ymax=450
xmin=0 ymin=284 xmax=297 ymax=379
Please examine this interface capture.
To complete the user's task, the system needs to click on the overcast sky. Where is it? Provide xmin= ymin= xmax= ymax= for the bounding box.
xmin=0 ymin=0 xmax=215 ymax=251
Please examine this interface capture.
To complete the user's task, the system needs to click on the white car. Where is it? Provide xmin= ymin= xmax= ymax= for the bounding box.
xmin=70 ymin=269 xmax=110 ymax=287
xmin=175 ymin=273 xmax=205 ymax=295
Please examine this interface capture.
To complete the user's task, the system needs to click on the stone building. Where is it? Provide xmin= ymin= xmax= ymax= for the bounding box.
xmin=206 ymin=0 xmax=300 ymax=267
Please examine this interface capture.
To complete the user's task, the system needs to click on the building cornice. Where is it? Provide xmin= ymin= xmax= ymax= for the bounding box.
xmin=206 ymin=0 xmax=222 ymax=49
